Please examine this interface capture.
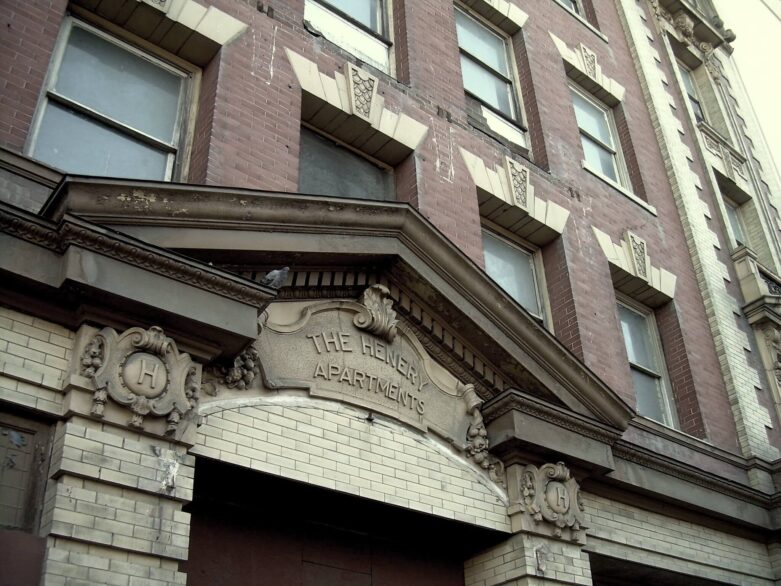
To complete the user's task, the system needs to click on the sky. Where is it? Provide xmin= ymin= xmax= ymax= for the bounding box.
xmin=712 ymin=0 xmax=781 ymax=181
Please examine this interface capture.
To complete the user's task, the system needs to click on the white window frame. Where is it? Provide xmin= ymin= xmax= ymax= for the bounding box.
xmin=723 ymin=195 xmax=748 ymax=249
xmin=304 ymin=0 xmax=393 ymax=75
xmin=677 ymin=61 xmax=706 ymax=125
xmin=617 ymin=297 xmax=677 ymax=427
xmin=26 ymin=17 xmax=195 ymax=181
xmin=556 ymin=0 xmax=583 ymax=16
xmin=455 ymin=5 xmax=526 ymax=129
xmin=570 ymin=83 xmax=632 ymax=190
xmin=481 ymin=227 xmax=549 ymax=325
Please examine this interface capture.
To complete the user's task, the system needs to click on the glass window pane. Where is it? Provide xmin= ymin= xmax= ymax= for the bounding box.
xmin=571 ymin=90 xmax=613 ymax=147
xmin=581 ymin=135 xmax=618 ymax=182
xmin=618 ymin=305 xmax=658 ymax=371
xmin=561 ymin=0 xmax=580 ymax=13
xmin=631 ymin=369 xmax=666 ymax=423
xmin=34 ymin=102 xmax=169 ymax=180
xmin=299 ymin=128 xmax=394 ymax=201
xmin=678 ymin=65 xmax=698 ymax=98
xmin=724 ymin=201 xmax=746 ymax=245
xmin=320 ymin=0 xmax=381 ymax=32
xmin=455 ymin=11 xmax=509 ymax=75
xmin=55 ymin=26 xmax=183 ymax=144
xmin=482 ymin=233 xmax=541 ymax=317
xmin=461 ymin=55 xmax=514 ymax=118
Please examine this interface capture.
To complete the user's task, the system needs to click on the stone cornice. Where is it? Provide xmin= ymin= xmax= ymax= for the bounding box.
xmin=612 ymin=441 xmax=775 ymax=508
xmin=0 ymin=202 xmax=276 ymax=307
xmin=482 ymin=389 xmax=624 ymax=445
xmin=42 ymin=177 xmax=635 ymax=430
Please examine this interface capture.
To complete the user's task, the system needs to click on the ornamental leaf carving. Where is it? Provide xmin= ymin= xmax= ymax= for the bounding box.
xmin=461 ymin=382 xmax=505 ymax=486
xmin=348 ymin=65 xmax=377 ymax=120
xmin=354 ymin=284 xmax=398 ymax=342
xmin=506 ymin=158 xmax=531 ymax=209
xmin=628 ymin=232 xmax=649 ymax=281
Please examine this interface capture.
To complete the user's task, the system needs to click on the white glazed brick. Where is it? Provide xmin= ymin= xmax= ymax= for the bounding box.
xmin=617 ymin=0 xmax=779 ymax=462
xmin=42 ymin=537 xmax=186 ymax=586
xmin=0 ymin=306 xmax=75 ymax=388
xmin=194 ymin=400 xmax=511 ymax=532
xmin=464 ymin=532 xmax=590 ymax=586
xmin=583 ymin=492 xmax=775 ymax=584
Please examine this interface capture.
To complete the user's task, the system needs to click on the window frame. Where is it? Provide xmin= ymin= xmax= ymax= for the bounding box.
xmin=312 ymin=0 xmax=389 ymax=40
xmin=305 ymin=0 xmax=394 ymax=75
xmin=298 ymin=124 xmax=396 ymax=201
xmin=616 ymin=297 xmax=678 ymax=428
xmin=723 ymin=194 xmax=748 ymax=249
xmin=677 ymin=61 xmax=706 ymax=124
xmin=570 ymin=82 xmax=632 ymax=190
xmin=556 ymin=0 xmax=583 ymax=16
xmin=26 ymin=16 xmax=197 ymax=182
xmin=481 ymin=225 xmax=549 ymax=326
xmin=454 ymin=5 xmax=526 ymax=129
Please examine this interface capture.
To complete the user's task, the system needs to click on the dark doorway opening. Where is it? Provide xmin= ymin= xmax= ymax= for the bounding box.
xmin=183 ymin=457 xmax=507 ymax=586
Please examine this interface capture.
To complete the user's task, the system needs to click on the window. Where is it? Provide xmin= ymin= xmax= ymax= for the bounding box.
xmin=304 ymin=0 xmax=391 ymax=73
xmin=482 ymin=230 xmax=543 ymax=321
xmin=723 ymin=196 xmax=747 ymax=248
xmin=0 ymin=413 xmax=51 ymax=532
xmin=558 ymin=0 xmax=581 ymax=15
xmin=570 ymin=85 xmax=629 ymax=187
xmin=299 ymin=127 xmax=395 ymax=201
xmin=617 ymin=301 xmax=676 ymax=426
xmin=455 ymin=7 xmax=520 ymax=122
xmin=678 ymin=62 xmax=706 ymax=124
xmin=29 ymin=19 xmax=191 ymax=181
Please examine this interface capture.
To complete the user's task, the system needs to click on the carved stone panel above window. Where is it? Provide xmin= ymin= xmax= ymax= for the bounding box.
xmin=460 ymin=148 xmax=570 ymax=246
xmin=550 ymin=34 xmax=625 ymax=106
xmin=286 ymin=49 xmax=428 ymax=165
xmin=592 ymin=227 xmax=677 ymax=306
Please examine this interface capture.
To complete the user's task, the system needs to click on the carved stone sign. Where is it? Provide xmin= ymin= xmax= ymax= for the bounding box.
xmin=255 ymin=286 xmax=490 ymax=455
xmin=81 ymin=326 xmax=200 ymax=434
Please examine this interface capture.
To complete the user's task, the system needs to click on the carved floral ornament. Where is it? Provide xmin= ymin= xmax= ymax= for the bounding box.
xmin=80 ymin=326 xmax=200 ymax=434
xmin=515 ymin=461 xmax=586 ymax=542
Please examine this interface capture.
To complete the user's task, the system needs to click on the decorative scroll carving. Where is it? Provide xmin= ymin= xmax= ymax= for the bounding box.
xmin=354 ymin=284 xmax=398 ymax=342
xmin=347 ymin=63 xmax=378 ymax=122
xmin=516 ymin=461 xmax=586 ymax=542
xmin=82 ymin=326 xmax=200 ymax=434
xmin=461 ymin=382 xmax=505 ymax=486
xmin=627 ymin=231 xmax=649 ymax=281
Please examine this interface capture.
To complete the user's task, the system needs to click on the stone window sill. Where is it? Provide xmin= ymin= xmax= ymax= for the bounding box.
xmin=583 ymin=162 xmax=657 ymax=216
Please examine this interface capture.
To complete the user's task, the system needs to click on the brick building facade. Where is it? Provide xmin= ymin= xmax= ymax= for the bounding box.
xmin=0 ymin=0 xmax=779 ymax=584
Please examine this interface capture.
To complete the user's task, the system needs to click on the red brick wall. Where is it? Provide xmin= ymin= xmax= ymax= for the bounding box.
xmin=0 ymin=0 xmax=67 ymax=152
xmin=0 ymin=0 xmax=745 ymax=453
